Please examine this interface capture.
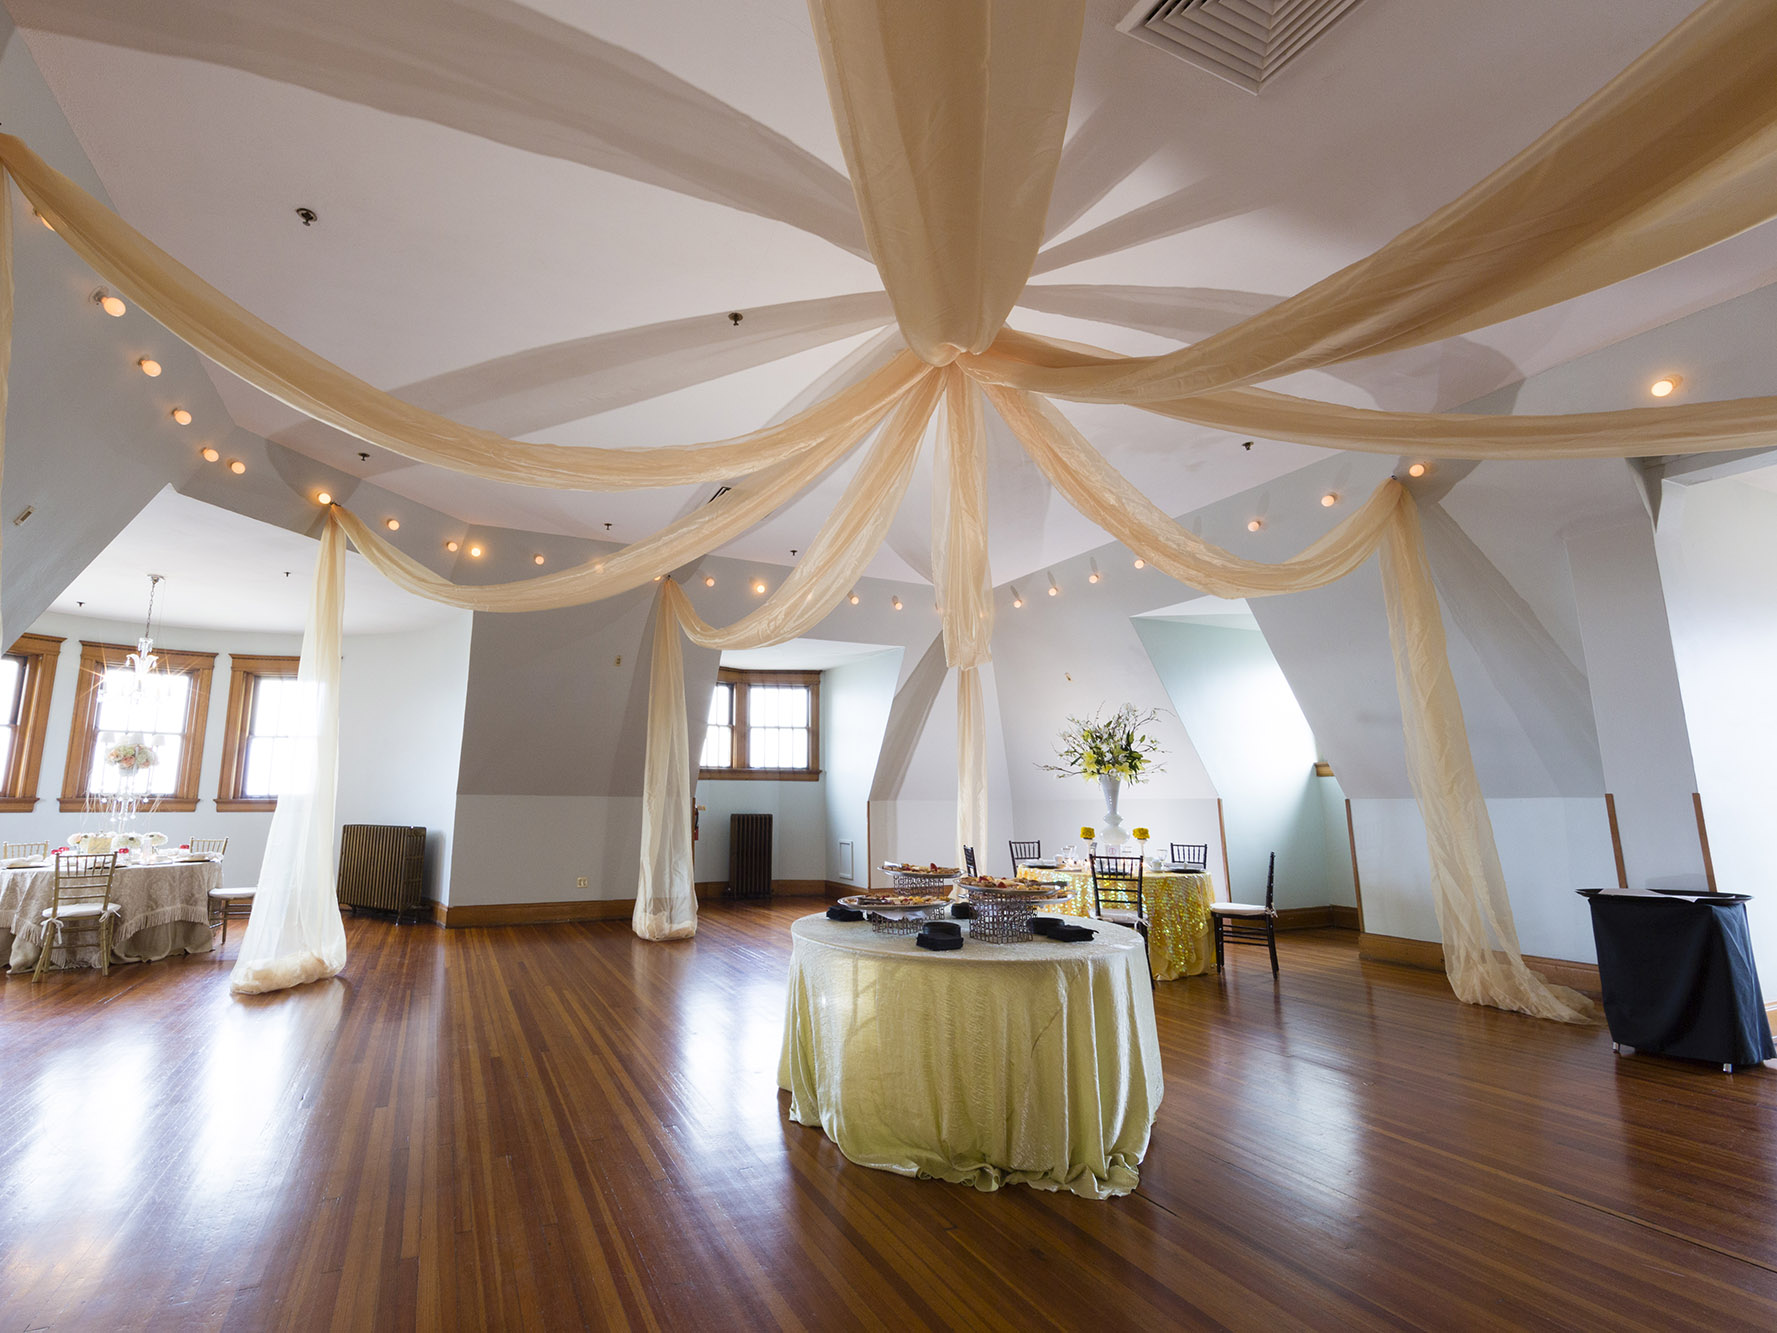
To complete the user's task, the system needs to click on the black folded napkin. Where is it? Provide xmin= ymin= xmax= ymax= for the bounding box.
xmin=1049 ymin=923 xmax=1096 ymax=943
xmin=916 ymin=929 xmax=963 ymax=951
xmin=922 ymin=919 xmax=961 ymax=937
xmin=1030 ymin=916 xmax=1063 ymax=936
xmin=826 ymin=905 xmax=864 ymax=921
xmin=950 ymin=902 xmax=976 ymax=919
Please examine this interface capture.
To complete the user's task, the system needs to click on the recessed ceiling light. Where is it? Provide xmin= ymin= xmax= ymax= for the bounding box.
xmin=1011 ymin=590 xmax=1024 ymax=608
xmin=848 ymin=591 xmax=860 ymax=604
xmin=97 ymin=292 xmax=127 ymax=317
xmin=201 ymin=446 xmax=220 ymax=463
xmin=705 ymin=576 xmax=717 ymax=587
xmin=752 ymin=579 xmax=767 ymax=595
xmin=227 ymin=458 xmax=246 ymax=474
xmin=1321 ymin=493 xmax=1338 ymax=507
xmin=1650 ymin=375 xmax=1680 ymax=398
xmin=138 ymin=357 xmax=162 ymax=377
xmin=468 ymin=544 xmax=484 ymax=558
xmin=315 ymin=491 xmax=333 ymax=506
xmin=533 ymin=554 xmax=546 ymax=566
xmin=384 ymin=518 xmax=400 ymax=532
xmin=1048 ymin=574 xmax=1060 ymax=596
xmin=1407 ymin=462 xmax=1428 ymax=478
xmin=891 ymin=596 xmax=903 ymax=611
xmin=1132 ymin=557 xmax=1145 ymax=569
xmin=446 ymin=540 xmax=460 ymax=553
xmin=36 ymin=211 xmax=54 ymax=231
xmin=1247 ymin=518 xmax=1263 ymax=532
xmin=171 ymin=408 xmax=192 ymax=425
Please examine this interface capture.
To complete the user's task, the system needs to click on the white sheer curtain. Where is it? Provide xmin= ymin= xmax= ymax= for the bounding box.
xmin=0 ymin=167 xmax=12 ymax=658
xmin=230 ymin=512 xmax=347 ymax=993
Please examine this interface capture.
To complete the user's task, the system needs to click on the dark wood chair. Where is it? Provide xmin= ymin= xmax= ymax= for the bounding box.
xmin=1089 ymin=854 xmax=1153 ymax=989
xmin=963 ymin=845 xmax=978 ymax=876
xmin=1210 ymin=852 xmax=1278 ymax=974
xmin=1169 ymin=842 xmax=1208 ymax=870
xmin=1008 ymin=840 xmax=1042 ymax=874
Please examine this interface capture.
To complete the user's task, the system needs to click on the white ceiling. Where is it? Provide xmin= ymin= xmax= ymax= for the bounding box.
xmin=12 ymin=0 xmax=1774 ymax=586
xmin=48 ymin=487 xmax=463 ymax=635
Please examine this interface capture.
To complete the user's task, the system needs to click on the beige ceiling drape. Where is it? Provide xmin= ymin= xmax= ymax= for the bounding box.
xmin=807 ymin=0 xmax=1084 ymax=365
xmin=4 ymin=0 xmax=1774 ymax=1002
xmin=634 ymin=377 xmax=940 ymax=937
xmin=957 ymin=0 xmax=1777 ymax=403
xmin=0 ymin=134 xmax=924 ymax=492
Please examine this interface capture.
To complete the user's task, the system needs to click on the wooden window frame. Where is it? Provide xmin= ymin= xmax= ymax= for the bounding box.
xmin=60 ymin=640 xmax=215 ymax=814
xmin=0 ymin=634 xmax=65 ymax=813
xmin=698 ymin=668 xmax=821 ymax=782
xmin=215 ymin=653 xmax=303 ymax=812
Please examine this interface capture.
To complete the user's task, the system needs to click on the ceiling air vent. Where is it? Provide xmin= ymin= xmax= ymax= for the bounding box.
xmin=1118 ymin=0 xmax=1369 ymax=93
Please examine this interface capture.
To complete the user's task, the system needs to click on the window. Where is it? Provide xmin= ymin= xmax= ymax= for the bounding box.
xmin=217 ymin=654 xmax=303 ymax=811
xmin=61 ymin=641 xmax=215 ymax=813
xmin=0 ymin=634 xmax=63 ymax=813
xmin=698 ymin=669 xmax=820 ymax=781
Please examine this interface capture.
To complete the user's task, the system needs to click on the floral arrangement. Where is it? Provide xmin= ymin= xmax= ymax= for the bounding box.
xmin=1040 ymin=705 xmax=1166 ymax=784
xmin=68 ymin=831 xmax=115 ymax=854
xmin=1132 ymin=827 xmax=1151 ymax=842
xmin=1080 ymin=826 xmax=1095 ymax=840
xmin=105 ymin=741 xmax=159 ymax=773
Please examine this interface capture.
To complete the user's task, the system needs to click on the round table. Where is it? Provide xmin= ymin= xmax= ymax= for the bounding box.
xmin=1017 ymin=863 xmax=1214 ymax=980
xmin=0 ymin=857 xmax=221 ymax=972
xmin=778 ymin=913 xmax=1163 ymax=1199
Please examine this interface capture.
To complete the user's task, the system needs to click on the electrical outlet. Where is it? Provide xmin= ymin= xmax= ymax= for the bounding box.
xmin=576 ymin=876 xmax=589 ymax=889
xmin=614 ymin=655 xmax=622 ymax=666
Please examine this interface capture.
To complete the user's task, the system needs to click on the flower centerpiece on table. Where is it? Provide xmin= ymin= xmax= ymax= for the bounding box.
xmin=1041 ymin=705 xmax=1166 ymax=847
xmin=105 ymin=740 xmax=159 ymax=776
xmin=69 ymin=831 xmax=114 ymax=855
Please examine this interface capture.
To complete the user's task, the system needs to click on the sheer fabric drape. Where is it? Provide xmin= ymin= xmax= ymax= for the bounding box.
xmin=230 ymin=513 xmax=348 ymax=993
xmin=0 ymin=165 xmax=12 ymax=657
xmin=634 ymin=376 xmax=941 ymax=937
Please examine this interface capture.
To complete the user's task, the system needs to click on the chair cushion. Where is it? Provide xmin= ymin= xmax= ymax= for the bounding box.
xmin=1098 ymin=908 xmax=1145 ymax=927
xmin=1209 ymin=902 xmax=1273 ymax=917
xmin=42 ymin=902 xmax=121 ymax=919
xmin=209 ymin=888 xmax=258 ymax=902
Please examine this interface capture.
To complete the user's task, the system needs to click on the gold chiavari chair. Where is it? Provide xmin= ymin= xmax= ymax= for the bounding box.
xmin=2 ymin=841 xmax=49 ymax=861
xmin=190 ymin=837 xmax=229 ymax=858
xmin=33 ymin=852 xmax=121 ymax=981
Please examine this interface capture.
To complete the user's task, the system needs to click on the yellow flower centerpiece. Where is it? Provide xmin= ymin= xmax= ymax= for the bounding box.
xmin=1080 ymin=826 xmax=1095 ymax=840
xmin=1132 ymin=827 xmax=1150 ymax=843
xmin=1042 ymin=705 xmax=1166 ymax=850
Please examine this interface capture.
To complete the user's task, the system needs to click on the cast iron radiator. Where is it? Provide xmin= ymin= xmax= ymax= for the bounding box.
xmin=728 ymin=813 xmax=773 ymax=899
xmin=337 ymin=824 xmax=427 ymax=920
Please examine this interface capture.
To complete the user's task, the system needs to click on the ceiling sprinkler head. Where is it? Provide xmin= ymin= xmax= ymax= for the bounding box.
xmin=295 ymin=206 xmax=318 ymax=226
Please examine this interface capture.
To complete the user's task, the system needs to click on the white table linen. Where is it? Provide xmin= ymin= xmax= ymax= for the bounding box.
xmin=1 ymin=858 xmax=221 ymax=971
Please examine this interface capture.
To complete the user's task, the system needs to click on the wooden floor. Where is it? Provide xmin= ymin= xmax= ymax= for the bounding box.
xmin=2 ymin=906 xmax=1775 ymax=1332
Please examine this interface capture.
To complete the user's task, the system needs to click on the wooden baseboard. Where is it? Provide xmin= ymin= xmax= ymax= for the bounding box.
xmin=438 ymin=898 xmax=636 ymax=928
xmin=1359 ymin=932 xmax=1603 ymax=999
xmin=1273 ymin=905 xmax=1362 ymax=932
xmin=435 ymin=879 xmax=847 ymax=928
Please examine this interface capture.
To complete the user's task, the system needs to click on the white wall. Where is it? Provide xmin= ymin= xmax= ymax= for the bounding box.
xmin=1351 ymin=797 xmax=1619 ymax=964
xmin=1134 ymin=616 xmax=1355 ymax=908
xmin=821 ymin=650 xmax=902 ymax=888
xmin=1654 ymin=476 xmax=1777 ymax=986
xmin=336 ymin=613 xmax=474 ymax=902
xmin=0 ymin=610 xmax=472 ymax=898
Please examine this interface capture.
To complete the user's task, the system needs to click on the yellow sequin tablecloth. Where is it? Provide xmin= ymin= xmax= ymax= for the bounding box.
xmin=1017 ymin=864 xmax=1214 ymax=981
xmin=778 ymin=913 xmax=1163 ymax=1199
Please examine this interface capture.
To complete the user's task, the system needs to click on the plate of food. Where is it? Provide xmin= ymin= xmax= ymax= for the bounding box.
xmin=840 ymin=892 xmax=952 ymax=909
xmin=880 ymin=861 xmax=961 ymax=878
xmin=958 ymin=874 xmax=1067 ymax=895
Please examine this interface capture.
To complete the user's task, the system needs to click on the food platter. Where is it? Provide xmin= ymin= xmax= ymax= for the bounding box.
xmin=839 ymin=892 xmax=954 ymax=936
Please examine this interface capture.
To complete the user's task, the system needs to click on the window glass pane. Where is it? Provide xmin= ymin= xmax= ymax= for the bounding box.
xmin=0 ymin=728 xmax=14 ymax=779
xmin=0 ymin=657 xmax=22 ymax=726
xmin=88 ymin=732 xmax=183 ymax=796
xmin=95 ymin=667 xmax=189 ymax=734
xmin=706 ymin=684 xmax=733 ymax=727
xmin=242 ymin=676 xmax=311 ymax=797
xmin=700 ymin=724 xmax=732 ymax=769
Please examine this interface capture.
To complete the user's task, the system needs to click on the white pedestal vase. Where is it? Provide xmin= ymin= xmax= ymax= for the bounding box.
xmin=1097 ymin=774 xmax=1130 ymax=852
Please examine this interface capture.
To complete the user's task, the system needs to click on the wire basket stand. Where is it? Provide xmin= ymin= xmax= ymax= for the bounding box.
xmin=966 ymin=884 xmax=1069 ymax=944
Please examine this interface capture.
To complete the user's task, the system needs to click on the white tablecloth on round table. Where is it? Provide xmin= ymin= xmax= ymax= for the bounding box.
xmin=778 ymin=913 xmax=1164 ymax=1199
xmin=0 ymin=859 xmax=221 ymax=971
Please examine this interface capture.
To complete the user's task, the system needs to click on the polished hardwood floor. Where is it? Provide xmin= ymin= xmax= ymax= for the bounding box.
xmin=2 ymin=903 xmax=1775 ymax=1331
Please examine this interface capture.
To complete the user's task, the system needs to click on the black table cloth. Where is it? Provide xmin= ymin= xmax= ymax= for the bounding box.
xmin=1585 ymin=891 xmax=1775 ymax=1068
